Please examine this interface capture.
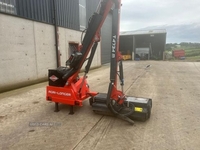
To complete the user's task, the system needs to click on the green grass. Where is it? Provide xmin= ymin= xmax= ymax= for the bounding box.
xmin=186 ymin=55 xmax=200 ymax=61
xmin=183 ymin=48 xmax=200 ymax=61
xmin=184 ymin=48 xmax=200 ymax=57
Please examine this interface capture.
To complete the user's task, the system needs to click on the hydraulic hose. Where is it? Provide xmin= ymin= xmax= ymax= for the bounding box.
xmin=108 ymin=100 xmax=135 ymax=125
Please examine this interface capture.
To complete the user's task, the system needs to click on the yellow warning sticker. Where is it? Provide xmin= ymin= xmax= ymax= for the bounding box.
xmin=135 ymin=107 xmax=143 ymax=112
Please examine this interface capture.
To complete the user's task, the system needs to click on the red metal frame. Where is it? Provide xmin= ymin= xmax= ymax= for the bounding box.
xmin=46 ymin=77 xmax=97 ymax=106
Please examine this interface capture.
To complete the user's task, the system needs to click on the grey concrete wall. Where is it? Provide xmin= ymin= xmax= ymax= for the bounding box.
xmin=0 ymin=14 xmax=101 ymax=92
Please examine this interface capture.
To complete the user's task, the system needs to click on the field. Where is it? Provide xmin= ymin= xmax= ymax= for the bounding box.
xmin=0 ymin=61 xmax=200 ymax=150
xmin=184 ymin=48 xmax=200 ymax=61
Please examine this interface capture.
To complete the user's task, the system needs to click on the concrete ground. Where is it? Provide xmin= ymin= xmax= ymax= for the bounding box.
xmin=0 ymin=61 xmax=200 ymax=150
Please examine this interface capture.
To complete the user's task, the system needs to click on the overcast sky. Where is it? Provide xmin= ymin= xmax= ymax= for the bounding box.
xmin=120 ymin=0 xmax=200 ymax=31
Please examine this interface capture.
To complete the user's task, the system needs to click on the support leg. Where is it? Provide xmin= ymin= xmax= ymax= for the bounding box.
xmin=54 ymin=102 xmax=59 ymax=112
xmin=69 ymin=105 xmax=74 ymax=115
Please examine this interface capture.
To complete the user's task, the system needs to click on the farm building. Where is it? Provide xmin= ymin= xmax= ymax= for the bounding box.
xmin=120 ymin=29 xmax=167 ymax=60
xmin=0 ymin=0 xmax=112 ymax=92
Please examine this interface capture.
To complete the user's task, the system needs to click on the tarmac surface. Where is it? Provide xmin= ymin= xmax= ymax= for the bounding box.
xmin=0 ymin=61 xmax=200 ymax=150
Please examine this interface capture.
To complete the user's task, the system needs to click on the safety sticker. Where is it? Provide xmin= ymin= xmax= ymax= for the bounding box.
xmin=135 ymin=107 xmax=143 ymax=112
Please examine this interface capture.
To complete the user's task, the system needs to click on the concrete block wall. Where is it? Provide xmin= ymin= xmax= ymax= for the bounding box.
xmin=0 ymin=14 xmax=101 ymax=92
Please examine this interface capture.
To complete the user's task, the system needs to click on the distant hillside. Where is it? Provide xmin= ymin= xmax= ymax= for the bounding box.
xmin=140 ymin=23 xmax=200 ymax=43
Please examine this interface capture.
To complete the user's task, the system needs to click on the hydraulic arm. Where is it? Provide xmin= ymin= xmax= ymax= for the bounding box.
xmin=46 ymin=0 xmax=152 ymax=124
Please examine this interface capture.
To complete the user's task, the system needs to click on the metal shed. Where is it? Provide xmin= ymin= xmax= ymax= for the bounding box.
xmin=120 ymin=29 xmax=167 ymax=60
xmin=0 ymin=0 xmax=112 ymax=64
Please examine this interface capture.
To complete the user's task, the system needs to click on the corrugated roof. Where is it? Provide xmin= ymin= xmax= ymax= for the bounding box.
xmin=120 ymin=29 xmax=166 ymax=36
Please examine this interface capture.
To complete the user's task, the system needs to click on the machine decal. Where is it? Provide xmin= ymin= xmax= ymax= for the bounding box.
xmin=48 ymin=90 xmax=71 ymax=96
xmin=49 ymin=75 xmax=58 ymax=82
xmin=112 ymin=35 xmax=116 ymax=58
xmin=135 ymin=107 xmax=143 ymax=112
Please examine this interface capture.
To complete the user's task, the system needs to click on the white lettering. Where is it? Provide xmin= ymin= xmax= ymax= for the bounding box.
xmin=48 ymin=90 xmax=56 ymax=94
xmin=112 ymin=54 xmax=115 ymax=58
xmin=112 ymin=35 xmax=117 ymax=58
xmin=48 ymin=90 xmax=71 ymax=96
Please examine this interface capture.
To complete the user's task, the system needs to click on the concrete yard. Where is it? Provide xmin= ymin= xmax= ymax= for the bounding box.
xmin=0 ymin=61 xmax=200 ymax=150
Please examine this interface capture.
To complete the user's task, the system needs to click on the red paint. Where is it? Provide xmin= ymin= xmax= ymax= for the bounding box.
xmin=46 ymin=77 xmax=98 ymax=106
